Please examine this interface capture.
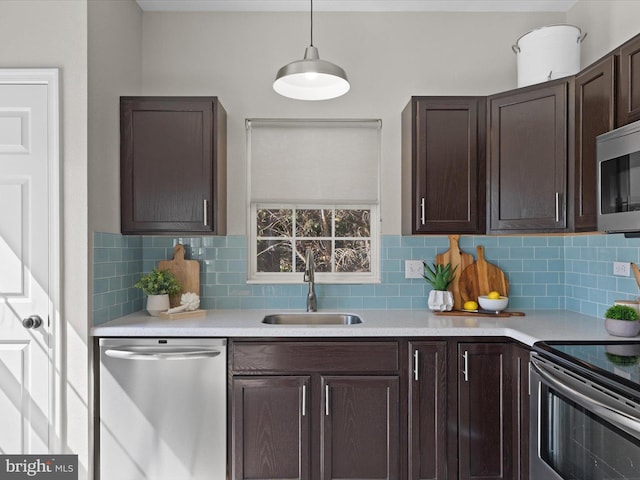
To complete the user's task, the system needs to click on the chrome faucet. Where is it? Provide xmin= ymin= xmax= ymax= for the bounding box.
xmin=304 ymin=248 xmax=317 ymax=312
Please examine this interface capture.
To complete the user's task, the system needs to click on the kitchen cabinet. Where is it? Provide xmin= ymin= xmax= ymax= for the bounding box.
xmin=574 ymin=55 xmax=616 ymax=231
xmin=456 ymin=342 xmax=514 ymax=480
xmin=230 ymin=340 xmax=401 ymax=480
xmin=408 ymin=341 xmax=448 ymax=480
xmin=488 ymin=80 xmax=569 ymax=233
xmin=512 ymin=343 xmax=531 ymax=480
xmin=120 ymin=96 xmax=227 ymax=235
xmin=618 ymin=33 xmax=640 ymax=127
xmin=402 ymin=97 xmax=486 ymax=234
xmin=231 ymin=376 xmax=310 ymax=480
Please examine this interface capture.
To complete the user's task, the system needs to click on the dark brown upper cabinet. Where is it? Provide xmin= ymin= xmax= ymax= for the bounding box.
xmin=488 ymin=80 xmax=569 ymax=233
xmin=618 ymin=33 xmax=640 ymax=127
xmin=574 ymin=55 xmax=616 ymax=231
xmin=120 ymin=97 xmax=227 ymax=235
xmin=402 ymin=97 xmax=486 ymax=234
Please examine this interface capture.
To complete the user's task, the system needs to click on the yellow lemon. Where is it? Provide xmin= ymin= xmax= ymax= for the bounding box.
xmin=487 ymin=291 xmax=501 ymax=299
xmin=463 ymin=300 xmax=479 ymax=311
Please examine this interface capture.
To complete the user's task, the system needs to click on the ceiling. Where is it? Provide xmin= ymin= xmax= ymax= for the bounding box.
xmin=136 ymin=0 xmax=579 ymax=12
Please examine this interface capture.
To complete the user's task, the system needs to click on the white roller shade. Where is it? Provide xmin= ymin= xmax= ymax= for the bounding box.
xmin=247 ymin=119 xmax=381 ymax=204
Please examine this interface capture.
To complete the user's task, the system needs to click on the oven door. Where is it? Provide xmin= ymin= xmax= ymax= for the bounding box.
xmin=530 ymin=354 xmax=640 ymax=480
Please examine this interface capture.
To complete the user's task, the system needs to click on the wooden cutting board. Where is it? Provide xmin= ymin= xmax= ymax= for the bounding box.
xmin=434 ymin=235 xmax=474 ymax=310
xmin=631 ymin=262 xmax=640 ymax=291
xmin=434 ymin=310 xmax=525 ymax=318
xmin=459 ymin=245 xmax=509 ymax=303
xmin=158 ymin=244 xmax=200 ymax=308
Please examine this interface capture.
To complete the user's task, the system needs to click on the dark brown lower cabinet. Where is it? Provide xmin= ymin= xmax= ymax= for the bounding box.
xmin=513 ymin=344 xmax=531 ymax=480
xmin=408 ymin=341 xmax=448 ymax=480
xmin=230 ymin=340 xmax=401 ymax=480
xmin=321 ymin=376 xmax=399 ymax=480
xmin=231 ymin=376 xmax=311 ymax=480
xmin=457 ymin=342 xmax=514 ymax=480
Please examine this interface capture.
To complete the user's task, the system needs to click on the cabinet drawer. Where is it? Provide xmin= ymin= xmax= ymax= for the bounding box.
xmin=232 ymin=341 xmax=399 ymax=374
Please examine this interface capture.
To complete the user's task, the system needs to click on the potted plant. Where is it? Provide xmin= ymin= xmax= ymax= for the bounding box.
xmin=134 ymin=268 xmax=181 ymax=316
xmin=423 ymin=262 xmax=457 ymax=312
xmin=604 ymin=304 xmax=640 ymax=337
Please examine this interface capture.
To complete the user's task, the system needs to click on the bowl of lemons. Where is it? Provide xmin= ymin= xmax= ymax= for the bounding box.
xmin=478 ymin=291 xmax=509 ymax=312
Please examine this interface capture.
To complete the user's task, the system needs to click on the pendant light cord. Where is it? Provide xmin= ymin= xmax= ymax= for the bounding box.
xmin=310 ymin=0 xmax=314 ymax=46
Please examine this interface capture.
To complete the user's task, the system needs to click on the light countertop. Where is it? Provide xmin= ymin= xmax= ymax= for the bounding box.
xmin=91 ymin=309 xmax=624 ymax=347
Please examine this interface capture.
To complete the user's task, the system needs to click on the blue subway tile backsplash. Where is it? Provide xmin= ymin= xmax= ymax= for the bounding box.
xmin=92 ymin=232 xmax=640 ymax=325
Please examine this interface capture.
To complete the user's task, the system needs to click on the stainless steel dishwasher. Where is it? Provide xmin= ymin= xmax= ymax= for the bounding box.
xmin=98 ymin=338 xmax=226 ymax=480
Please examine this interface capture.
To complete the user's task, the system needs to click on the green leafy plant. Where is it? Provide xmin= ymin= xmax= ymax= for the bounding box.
xmin=422 ymin=262 xmax=457 ymax=291
xmin=604 ymin=304 xmax=640 ymax=321
xmin=134 ymin=268 xmax=181 ymax=296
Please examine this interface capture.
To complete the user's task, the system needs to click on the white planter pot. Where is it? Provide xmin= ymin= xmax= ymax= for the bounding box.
xmin=428 ymin=290 xmax=454 ymax=312
xmin=146 ymin=294 xmax=170 ymax=317
xmin=604 ymin=318 xmax=640 ymax=337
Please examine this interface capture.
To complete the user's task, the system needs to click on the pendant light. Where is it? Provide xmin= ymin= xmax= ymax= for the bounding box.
xmin=273 ymin=0 xmax=350 ymax=101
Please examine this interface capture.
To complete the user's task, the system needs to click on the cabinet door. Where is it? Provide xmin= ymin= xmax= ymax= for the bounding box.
xmin=574 ymin=56 xmax=616 ymax=231
xmin=408 ymin=342 xmax=448 ymax=480
xmin=458 ymin=343 xmax=513 ymax=480
xmin=402 ymin=97 xmax=486 ymax=234
xmin=231 ymin=376 xmax=311 ymax=480
xmin=120 ymin=97 xmax=227 ymax=235
xmin=488 ymin=82 xmax=567 ymax=233
xmin=321 ymin=376 xmax=399 ymax=480
xmin=512 ymin=344 xmax=531 ymax=480
xmin=618 ymin=34 xmax=640 ymax=126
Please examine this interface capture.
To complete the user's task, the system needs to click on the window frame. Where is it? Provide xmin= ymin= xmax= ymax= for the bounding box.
xmin=248 ymin=203 xmax=380 ymax=284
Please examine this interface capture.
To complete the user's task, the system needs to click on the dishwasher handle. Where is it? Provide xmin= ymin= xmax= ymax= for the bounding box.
xmin=104 ymin=347 xmax=222 ymax=361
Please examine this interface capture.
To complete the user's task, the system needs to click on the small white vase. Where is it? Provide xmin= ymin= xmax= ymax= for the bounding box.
xmin=146 ymin=294 xmax=170 ymax=317
xmin=428 ymin=290 xmax=454 ymax=312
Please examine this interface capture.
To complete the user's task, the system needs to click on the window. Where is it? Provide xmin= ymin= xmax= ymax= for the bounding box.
xmin=251 ymin=206 xmax=377 ymax=283
xmin=247 ymin=119 xmax=381 ymax=284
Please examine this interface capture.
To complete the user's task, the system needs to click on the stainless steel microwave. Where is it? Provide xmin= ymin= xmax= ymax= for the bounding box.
xmin=597 ymin=119 xmax=640 ymax=233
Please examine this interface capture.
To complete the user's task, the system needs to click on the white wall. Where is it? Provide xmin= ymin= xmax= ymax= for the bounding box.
xmin=0 ymin=0 xmax=89 ymax=477
xmin=568 ymin=0 xmax=640 ymax=66
xmin=89 ymin=0 xmax=143 ymax=234
xmin=141 ymin=11 xmax=564 ymax=234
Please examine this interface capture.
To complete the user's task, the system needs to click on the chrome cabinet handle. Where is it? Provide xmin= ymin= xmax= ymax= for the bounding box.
xmin=420 ymin=198 xmax=425 ymax=225
xmin=325 ymin=384 xmax=330 ymax=416
xmin=555 ymin=192 xmax=560 ymax=222
xmin=203 ymin=199 xmax=209 ymax=226
xmin=22 ymin=315 xmax=43 ymax=329
xmin=302 ymin=384 xmax=307 ymax=417
xmin=462 ymin=351 xmax=469 ymax=382
xmin=413 ymin=350 xmax=419 ymax=381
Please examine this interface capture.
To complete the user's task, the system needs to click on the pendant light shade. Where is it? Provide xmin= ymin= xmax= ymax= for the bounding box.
xmin=273 ymin=1 xmax=350 ymax=101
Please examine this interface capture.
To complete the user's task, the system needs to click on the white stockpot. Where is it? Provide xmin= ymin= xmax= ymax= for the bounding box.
xmin=512 ymin=24 xmax=586 ymax=88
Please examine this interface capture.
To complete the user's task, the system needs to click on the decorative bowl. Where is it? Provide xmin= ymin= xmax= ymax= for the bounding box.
xmin=478 ymin=295 xmax=509 ymax=312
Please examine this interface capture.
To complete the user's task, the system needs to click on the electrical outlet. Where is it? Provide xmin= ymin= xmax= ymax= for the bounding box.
xmin=613 ymin=261 xmax=631 ymax=277
xmin=405 ymin=260 xmax=424 ymax=279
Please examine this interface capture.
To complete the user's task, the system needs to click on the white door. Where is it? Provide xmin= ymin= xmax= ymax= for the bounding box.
xmin=0 ymin=71 xmax=59 ymax=454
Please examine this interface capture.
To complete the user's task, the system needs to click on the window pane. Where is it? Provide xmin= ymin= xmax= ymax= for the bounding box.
xmin=335 ymin=240 xmax=370 ymax=272
xmin=295 ymin=240 xmax=332 ymax=273
xmin=257 ymin=209 xmax=292 ymax=237
xmin=257 ymin=240 xmax=293 ymax=272
xmin=296 ymin=209 xmax=333 ymax=237
xmin=335 ymin=209 xmax=370 ymax=237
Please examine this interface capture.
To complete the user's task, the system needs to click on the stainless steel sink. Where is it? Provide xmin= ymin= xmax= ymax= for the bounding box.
xmin=262 ymin=313 xmax=363 ymax=325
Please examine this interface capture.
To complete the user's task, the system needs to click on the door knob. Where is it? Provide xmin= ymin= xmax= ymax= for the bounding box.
xmin=22 ymin=315 xmax=43 ymax=329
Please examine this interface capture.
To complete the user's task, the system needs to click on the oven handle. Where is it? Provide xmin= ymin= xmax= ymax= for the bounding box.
xmin=531 ymin=357 xmax=640 ymax=441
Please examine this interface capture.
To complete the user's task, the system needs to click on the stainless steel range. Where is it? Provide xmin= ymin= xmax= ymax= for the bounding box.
xmin=530 ymin=341 xmax=640 ymax=480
